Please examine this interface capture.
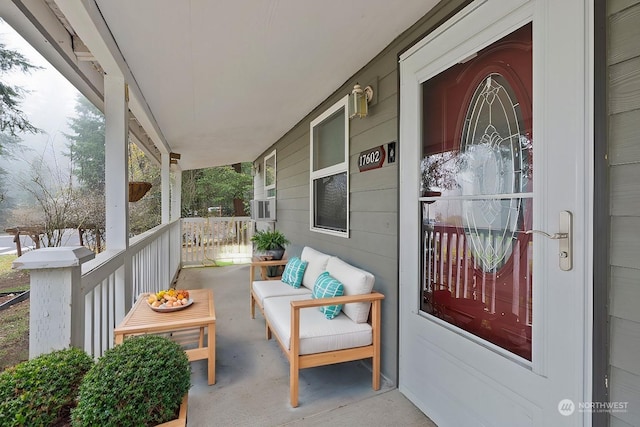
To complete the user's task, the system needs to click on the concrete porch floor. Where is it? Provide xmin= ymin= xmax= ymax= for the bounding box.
xmin=175 ymin=264 xmax=436 ymax=426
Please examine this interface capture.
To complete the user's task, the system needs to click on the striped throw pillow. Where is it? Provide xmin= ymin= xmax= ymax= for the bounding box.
xmin=281 ymin=257 xmax=308 ymax=288
xmin=312 ymin=271 xmax=344 ymax=319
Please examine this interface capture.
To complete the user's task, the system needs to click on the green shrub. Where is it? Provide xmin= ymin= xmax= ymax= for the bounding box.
xmin=72 ymin=335 xmax=190 ymax=427
xmin=0 ymin=347 xmax=94 ymax=426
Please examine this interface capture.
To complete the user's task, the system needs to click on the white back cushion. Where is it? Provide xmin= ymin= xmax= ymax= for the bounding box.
xmin=300 ymin=247 xmax=331 ymax=290
xmin=326 ymin=257 xmax=375 ymax=323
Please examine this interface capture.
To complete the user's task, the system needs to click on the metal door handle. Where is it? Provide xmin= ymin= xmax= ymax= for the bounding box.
xmin=525 ymin=211 xmax=573 ymax=271
xmin=525 ymin=230 xmax=568 ymax=240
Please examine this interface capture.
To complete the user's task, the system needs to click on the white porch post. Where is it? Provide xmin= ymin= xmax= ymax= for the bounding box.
xmin=13 ymin=247 xmax=95 ymax=358
xmin=171 ymin=168 xmax=182 ymax=221
xmin=162 ymin=152 xmax=170 ymax=224
xmin=104 ymin=75 xmax=129 ymax=249
xmin=104 ymin=75 xmax=131 ymax=314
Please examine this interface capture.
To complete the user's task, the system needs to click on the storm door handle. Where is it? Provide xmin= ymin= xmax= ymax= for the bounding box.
xmin=525 ymin=210 xmax=573 ymax=271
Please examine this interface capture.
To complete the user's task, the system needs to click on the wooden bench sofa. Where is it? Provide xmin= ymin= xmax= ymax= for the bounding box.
xmin=249 ymin=246 xmax=385 ymax=407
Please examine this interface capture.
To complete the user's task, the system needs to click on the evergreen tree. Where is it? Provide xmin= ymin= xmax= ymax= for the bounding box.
xmin=65 ymin=96 xmax=105 ymax=191
xmin=0 ymin=39 xmax=41 ymax=222
xmin=0 ymin=41 xmax=41 ymax=137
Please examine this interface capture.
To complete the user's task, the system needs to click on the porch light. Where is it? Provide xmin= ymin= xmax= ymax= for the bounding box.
xmin=350 ymin=83 xmax=374 ymax=119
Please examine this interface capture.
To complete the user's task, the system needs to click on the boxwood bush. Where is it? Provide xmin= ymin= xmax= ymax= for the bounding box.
xmin=72 ymin=335 xmax=190 ymax=426
xmin=0 ymin=347 xmax=94 ymax=426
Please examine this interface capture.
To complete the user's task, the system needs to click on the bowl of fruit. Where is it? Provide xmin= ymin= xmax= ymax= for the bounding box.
xmin=146 ymin=289 xmax=192 ymax=312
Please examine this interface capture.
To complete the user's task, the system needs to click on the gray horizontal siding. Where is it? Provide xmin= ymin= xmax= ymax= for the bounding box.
xmin=609 ymin=110 xmax=640 ymax=165
xmin=610 ymin=0 xmax=640 ymax=16
xmin=611 ymin=267 xmax=640 ymax=323
xmin=610 ymin=366 xmax=640 ymax=425
xmin=610 ymin=163 xmax=640 ymax=215
xmin=609 ymin=56 xmax=640 ymax=115
xmin=611 ymin=416 xmax=634 ymax=427
xmin=350 ymin=164 xmax=398 ymax=192
xmin=610 ymin=216 xmax=640 ymax=269
xmin=610 ymin=317 xmax=640 ymax=377
xmin=608 ymin=1 xmax=640 ymax=425
xmin=609 ymin=5 xmax=640 ymax=65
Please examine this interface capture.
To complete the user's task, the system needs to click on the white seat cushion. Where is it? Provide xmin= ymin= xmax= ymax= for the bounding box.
xmin=326 ymin=257 xmax=375 ymax=323
xmin=252 ymin=280 xmax=312 ymax=307
xmin=264 ymin=295 xmax=372 ymax=355
xmin=300 ymin=247 xmax=331 ymax=291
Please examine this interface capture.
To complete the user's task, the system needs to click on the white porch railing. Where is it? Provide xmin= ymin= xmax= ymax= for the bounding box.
xmin=14 ymin=217 xmax=252 ymax=358
xmin=78 ymin=220 xmax=182 ymax=357
xmin=14 ymin=220 xmax=182 ymax=359
xmin=181 ymin=217 xmax=253 ymax=266
xmin=15 ymin=217 xmax=253 ymax=360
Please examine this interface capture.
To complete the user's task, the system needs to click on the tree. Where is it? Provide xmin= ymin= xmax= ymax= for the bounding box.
xmin=65 ymin=96 xmax=105 ymax=191
xmin=181 ymin=164 xmax=252 ymax=217
xmin=0 ymin=132 xmax=22 ymax=223
xmin=0 ymin=41 xmax=41 ymax=137
xmin=14 ymin=154 xmax=75 ymax=247
xmin=0 ymin=38 xmax=41 ymax=221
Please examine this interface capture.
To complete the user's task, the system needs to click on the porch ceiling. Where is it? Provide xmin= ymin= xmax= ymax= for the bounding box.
xmin=93 ymin=0 xmax=439 ymax=170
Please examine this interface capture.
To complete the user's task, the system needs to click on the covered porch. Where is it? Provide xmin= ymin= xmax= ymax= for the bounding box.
xmin=6 ymin=0 xmax=633 ymax=425
xmin=176 ymin=264 xmax=433 ymax=425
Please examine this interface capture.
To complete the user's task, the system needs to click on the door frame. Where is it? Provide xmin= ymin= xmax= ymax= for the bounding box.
xmin=592 ymin=0 xmax=609 ymax=424
xmin=398 ymin=0 xmax=594 ymax=425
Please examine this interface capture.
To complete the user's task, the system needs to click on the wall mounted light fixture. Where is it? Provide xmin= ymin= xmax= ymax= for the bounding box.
xmin=350 ymin=83 xmax=374 ymax=119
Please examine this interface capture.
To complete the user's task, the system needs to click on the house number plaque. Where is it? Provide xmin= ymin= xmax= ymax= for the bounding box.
xmin=358 ymin=146 xmax=386 ymax=172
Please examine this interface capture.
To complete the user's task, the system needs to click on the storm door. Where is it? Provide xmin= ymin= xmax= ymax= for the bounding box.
xmin=399 ymin=1 xmax=593 ymax=426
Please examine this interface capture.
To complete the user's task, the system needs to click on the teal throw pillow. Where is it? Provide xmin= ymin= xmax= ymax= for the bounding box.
xmin=312 ymin=271 xmax=344 ymax=319
xmin=281 ymin=257 xmax=308 ymax=288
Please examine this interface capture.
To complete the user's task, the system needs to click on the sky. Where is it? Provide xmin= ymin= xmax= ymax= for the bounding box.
xmin=0 ymin=18 xmax=81 ymax=207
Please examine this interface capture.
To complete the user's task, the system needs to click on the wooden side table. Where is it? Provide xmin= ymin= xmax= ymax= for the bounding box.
xmin=249 ymin=256 xmax=288 ymax=281
xmin=114 ymin=289 xmax=216 ymax=385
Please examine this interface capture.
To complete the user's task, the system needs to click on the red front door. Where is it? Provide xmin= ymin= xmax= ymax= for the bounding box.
xmin=419 ymin=24 xmax=533 ymax=360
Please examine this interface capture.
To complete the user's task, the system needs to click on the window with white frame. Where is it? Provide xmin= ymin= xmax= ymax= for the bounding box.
xmin=310 ymin=95 xmax=349 ymax=236
xmin=264 ymin=150 xmax=276 ymax=198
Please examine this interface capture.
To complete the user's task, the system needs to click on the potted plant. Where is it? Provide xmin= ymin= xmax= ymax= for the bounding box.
xmin=251 ymin=229 xmax=290 ymax=277
xmin=251 ymin=229 xmax=289 ymax=261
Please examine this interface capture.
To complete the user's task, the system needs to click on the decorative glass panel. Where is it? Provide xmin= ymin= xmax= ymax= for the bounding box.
xmin=419 ymin=24 xmax=533 ymax=360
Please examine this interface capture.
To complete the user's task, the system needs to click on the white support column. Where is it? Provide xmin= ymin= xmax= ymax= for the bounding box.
xmin=104 ymin=75 xmax=129 ymax=250
xmin=171 ymin=168 xmax=182 ymax=221
xmin=162 ymin=152 xmax=171 ymax=224
xmin=13 ymin=247 xmax=95 ymax=358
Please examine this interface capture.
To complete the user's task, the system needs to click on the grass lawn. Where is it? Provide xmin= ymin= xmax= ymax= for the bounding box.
xmin=0 ymin=254 xmax=30 ymax=371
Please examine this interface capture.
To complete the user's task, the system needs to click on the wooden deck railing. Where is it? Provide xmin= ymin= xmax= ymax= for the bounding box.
xmin=181 ymin=217 xmax=253 ymax=266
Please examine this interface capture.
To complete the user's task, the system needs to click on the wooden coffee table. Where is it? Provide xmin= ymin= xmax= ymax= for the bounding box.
xmin=114 ymin=288 xmax=216 ymax=385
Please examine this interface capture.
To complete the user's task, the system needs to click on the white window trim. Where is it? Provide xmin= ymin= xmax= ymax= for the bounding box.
xmin=309 ymin=94 xmax=350 ymax=237
xmin=264 ymin=149 xmax=276 ymax=199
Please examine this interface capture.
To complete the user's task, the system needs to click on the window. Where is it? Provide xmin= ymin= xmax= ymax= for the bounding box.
xmin=310 ymin=95 xmax=349 ymax=236
xmin=264 ymin=150 xmax=276 ymax=198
